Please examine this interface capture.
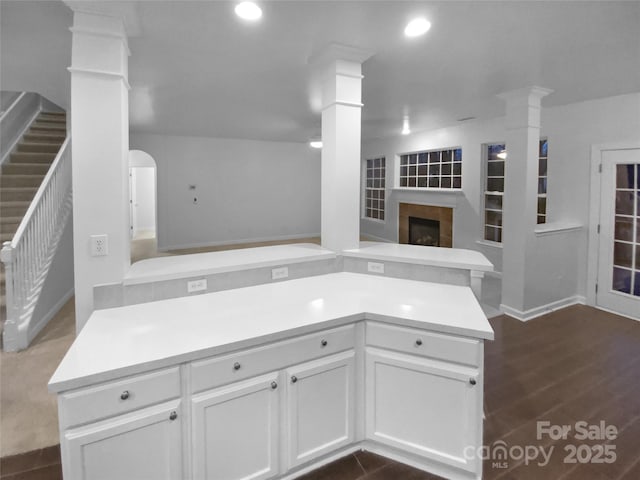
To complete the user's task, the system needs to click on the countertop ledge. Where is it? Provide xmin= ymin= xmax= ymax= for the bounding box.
xmin=343 ymin=242 xmax=494 ymax=272
xmin=49 ymin=272 xmax=493 ymax=393
xmin=125 ymin=243 xmax=336 ymax=285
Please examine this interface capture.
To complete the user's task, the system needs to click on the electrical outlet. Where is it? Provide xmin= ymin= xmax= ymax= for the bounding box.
xmin=187 ymin=279 xmax=207 ymax=293
xmin=367 ymin=262 xmax=385 ymax=274
xmin=272 ymin=266 xmax=289 ymax=280
xmin=90 ymin=235 xmax=108 ymax=256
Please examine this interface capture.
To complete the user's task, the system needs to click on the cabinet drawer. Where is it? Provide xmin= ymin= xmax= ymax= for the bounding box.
xmin=59 ymin=367 xmax=181 ymax=428
xmin=191 ymin=325 xmax=356 ymax=393
xmin=366 ymin=322 xmax=480 ymax=367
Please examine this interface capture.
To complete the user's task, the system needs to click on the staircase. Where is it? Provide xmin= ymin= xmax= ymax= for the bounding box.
xmin=0 ymin=111 xmax=68 ymax=343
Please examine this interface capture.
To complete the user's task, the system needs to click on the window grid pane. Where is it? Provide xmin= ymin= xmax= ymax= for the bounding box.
xmin=612 ymin=163 xmax=640 ymax=297
xmin=483 ymin=143 xmax=506 ymax=242
xmin=365 ymin=157 xmax=386 ymax=221
xmin=399 ymin=148 xmax=462 ymax=190
xmin=538 ymin=139 xmax=548 ymax=224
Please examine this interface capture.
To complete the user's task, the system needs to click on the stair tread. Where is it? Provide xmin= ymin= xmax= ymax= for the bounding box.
xmin=0 ymin=173 xmax=46 ymax=178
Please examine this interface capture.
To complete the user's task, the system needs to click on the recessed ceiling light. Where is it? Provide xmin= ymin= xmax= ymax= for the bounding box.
xmin=309 ymin=141 xmax=323 ymax=149
xmin=235 ymin=2 xmax=262 ymax=21
xmin=404 ymin=17 xmax=431 ymax=37
xmin=401 ymin=116 xmax=411 ymax=135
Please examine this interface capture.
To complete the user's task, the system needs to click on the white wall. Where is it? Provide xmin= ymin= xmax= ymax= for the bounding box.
xmin=361 ymin=92 xmax=640 ymax=309
xmin=0 ymin=1 xmax=72 ymax=110
xmin=130 ymin=134 xmax=321 ymax=250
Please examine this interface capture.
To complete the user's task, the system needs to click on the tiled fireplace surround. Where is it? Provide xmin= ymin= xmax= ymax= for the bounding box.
xmin=399 ymin=202 xmax=453 ymax=248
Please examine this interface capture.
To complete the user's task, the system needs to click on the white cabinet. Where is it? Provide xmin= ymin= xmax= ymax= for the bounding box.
xmin=56 ymin=320 xmax=486 ymax=480
xmin=64 ymin=399 xmax=183 ymax=480
xmin=190 ymin=350 xmax=356 ymax=478
xmin=366 ymin=348 xmax=482 ymax=474
xmin=285 ymin=350 xmax=355 ymax=468
xmin=191 ymin=372 xmax=280 ymax=480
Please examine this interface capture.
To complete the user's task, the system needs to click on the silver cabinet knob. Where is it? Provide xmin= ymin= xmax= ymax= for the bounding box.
xmin=469 ymin=378 xmax=477 ymax=386
xmin=271 ymin=381 xmax=278 ymax=390
xmin=291 ymin=375 xmax=298 ymax=384
xmin=321 ymin=339 xmax=328 ymax=347
xmin=233 ymin=362 xmax=241 ymax=371
xmin=120 ymin=390 xmax=130 ymax=400
xmin=415 ymin=339 xmax=423 ymax=346
xmin=169 ymin=411 xmax=177 ymax=421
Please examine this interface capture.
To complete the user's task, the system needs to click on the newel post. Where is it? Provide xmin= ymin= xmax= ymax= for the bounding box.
xmin=1 ymin=241 xmax=17 ymax=348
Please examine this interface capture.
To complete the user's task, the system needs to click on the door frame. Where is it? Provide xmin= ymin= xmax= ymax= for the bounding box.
xmin=587 ymin=141 xmax=640 ymax=313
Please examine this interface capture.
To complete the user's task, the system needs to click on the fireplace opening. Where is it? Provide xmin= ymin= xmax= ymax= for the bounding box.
xmin=409 ymin=216 xmax=440 ymax=246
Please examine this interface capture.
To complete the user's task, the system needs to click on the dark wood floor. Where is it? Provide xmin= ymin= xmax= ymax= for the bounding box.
xmin=2 ymin=305 xmax=639 ymax=480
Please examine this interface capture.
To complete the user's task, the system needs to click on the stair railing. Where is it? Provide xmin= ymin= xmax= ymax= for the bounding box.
xmin=1 ymin=136 xmax=72 ymax=351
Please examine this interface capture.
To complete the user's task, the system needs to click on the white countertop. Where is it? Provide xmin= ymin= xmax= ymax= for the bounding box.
xmin=343 ymin=242 xmax=494 ymax=272
xmin=49 ymin=272 xmax=493 ymax=393
xmin=125 ymin=243 xmax=336 ymax=285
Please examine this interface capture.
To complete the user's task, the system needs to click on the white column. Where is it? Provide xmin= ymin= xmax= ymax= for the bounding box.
xmin=498 ymin=86 xmax=552 ymax=315
xmin=313 ymin=45 xmax=373 ymax=252
xmin=69 ymin=11 xmax=131 ymax=331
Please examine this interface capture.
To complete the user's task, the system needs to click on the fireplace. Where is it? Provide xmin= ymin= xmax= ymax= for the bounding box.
xmin=399 ymin=203 xmax=453 ymax=247
xmin=409 ymin=217 xmax=440 ymax=246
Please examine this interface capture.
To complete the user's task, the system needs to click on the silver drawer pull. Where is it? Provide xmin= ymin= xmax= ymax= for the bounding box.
xmin=233 ymin=362 xmax=241 ymax=371
xmin=120 ymin=390 xmax=130 ymax=400
xmin=271 ymin=381 xmax=278 ymax=390
xmin=291 ymin=375 xmax=298 ymax=384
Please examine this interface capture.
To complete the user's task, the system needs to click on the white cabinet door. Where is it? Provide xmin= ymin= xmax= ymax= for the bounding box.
xmin=366 ymin=349 xmax=481 ymax=474
xmin=285 ymin=350 xmax=355 ymax=468
xmin=64 ymin=399 xmax=183 ymax=480
xmin=191 ymin=372 xmax=280 ymax=480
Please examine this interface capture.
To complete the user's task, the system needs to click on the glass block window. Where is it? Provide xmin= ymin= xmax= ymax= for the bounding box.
xmin=365 ymin=157 xmax=386 ymax=221
xmin=399 ymin=148 xmax=462 ymax=189
xmin=538 ymin=139 xmax=548 ymax=224
xmin=483 ymin=143 xmax=506 ymax=243
xmin=612 ymin=164 xmax=640 ymax=297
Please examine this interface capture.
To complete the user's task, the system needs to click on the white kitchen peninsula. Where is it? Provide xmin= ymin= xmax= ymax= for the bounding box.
xmin=50 ymin=272 xmax=493 ymax=480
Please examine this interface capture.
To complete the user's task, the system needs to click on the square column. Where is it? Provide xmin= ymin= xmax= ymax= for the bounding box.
xmin=312 ymin=45 xmax=373 ymax=252
xmin=498 ymin=86 xmax=552 ymax=315
xmin=69 ymin=11 xmax=131 ymax=330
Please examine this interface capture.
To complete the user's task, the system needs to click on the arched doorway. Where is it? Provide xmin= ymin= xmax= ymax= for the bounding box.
xmin=128 ymin=150 xmax=157 ymax=240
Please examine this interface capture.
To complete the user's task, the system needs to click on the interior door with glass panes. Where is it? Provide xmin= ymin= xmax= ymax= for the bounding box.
xmin=597 ymin=148 xmax=640 ymax=320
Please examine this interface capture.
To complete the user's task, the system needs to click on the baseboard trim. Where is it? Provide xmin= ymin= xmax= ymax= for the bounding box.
xmin=157 ymin=233 xmax=321 ymax=252
xmin=500 ymin=295 xmax=586 ymax=322
xmin=27 ymin=287 xmax=74 ymax=344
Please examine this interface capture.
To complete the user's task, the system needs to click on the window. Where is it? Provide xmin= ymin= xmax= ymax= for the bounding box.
xmin=365 ymin=157 xmax=385 ymax=221
xmin=483 ymin=139 xmax=548 ymax=243
xmin=399 ymin=148 xmax=462 ymax=189
xmin=484 ymin=144 xmax=506 ymax=243
xmin=538 ymin=139 xmax=548 ymax=224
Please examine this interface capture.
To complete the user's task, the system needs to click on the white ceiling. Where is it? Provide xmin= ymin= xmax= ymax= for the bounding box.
xmin=2 ymin=1 xmax=640 ymax=143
